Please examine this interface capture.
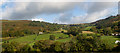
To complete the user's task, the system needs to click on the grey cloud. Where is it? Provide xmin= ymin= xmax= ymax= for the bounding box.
xmin=57 ymin=2 xmax=118 ymax=24
xmin=59 ymin=13 xmax=72 ymax=23
xmin=1 ymin=2 xmax=118 ymax=24
xmin=56 ymin=13 xmax=87 ymax=24
xmin=87 ymin=2 xmax=117 ymax=13
xmin=2 ymin=2 xmax=79 ymax=20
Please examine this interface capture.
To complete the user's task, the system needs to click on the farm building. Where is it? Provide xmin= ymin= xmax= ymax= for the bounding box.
xmin=112 ymin=33 xmax=120 ymax=36
xmin=39 ymin=32 xmax=43 ymax=34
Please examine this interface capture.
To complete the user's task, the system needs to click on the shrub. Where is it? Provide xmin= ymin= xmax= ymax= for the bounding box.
xmin=49 ymin=35 xmax=56 ymax=40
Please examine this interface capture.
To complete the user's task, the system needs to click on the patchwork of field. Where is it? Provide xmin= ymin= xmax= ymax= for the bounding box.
xmin=1 ymin=31 xmax=120 ymax=48
xmin=3 ymin=33 xmax=71 ymax=45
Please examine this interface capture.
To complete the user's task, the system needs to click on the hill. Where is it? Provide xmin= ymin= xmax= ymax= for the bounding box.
xmin=1 ymin=14 xmax=120 ymax=52
xmin=2 ymin=20 xmax=64 ymax=37
xmin=1 ymin=14 xmax=120 ymax=37
xmin=92 ymin=14 xmax=120 ymax=29
xmin=85 ymin=14 xmax=120 ymax=35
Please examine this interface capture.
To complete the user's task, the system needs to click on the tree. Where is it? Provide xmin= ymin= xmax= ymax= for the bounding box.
xmin=33 ymin=40 xmax=53 ymax=52
xmin=61 ymin=42 xmax=70 ymax=52
xmin=112 ymin=42 xmax=120 ymax=52
xmin=20 ymin=44 xmax=31 ymax=51
xmin=103 ymin=27 xmax=112 ymax=35
xmin=49 ymin=35 xmax=56 ymax=40
xmin=69 ymin=34 xmax=73 ymax=38
xmin=90 ymin=27 xmax=97 ymax=33
xmin=67 ymin=27 xmax=82 ymax=36
xmin=53 ymin=42 xmax=62 ymax=52
xmin=2 ymin=41 xmax=20 ymax=51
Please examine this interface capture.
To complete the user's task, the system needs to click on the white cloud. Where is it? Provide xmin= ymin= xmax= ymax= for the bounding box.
xmin=0 ymin=1 xmax=118 ymax=24
xmin=1 ymin=2 xmax=80 ymax=20
xmin=84 ymin=9 xmax=111 ymax=22
xmin=58 ymin=8 xmax=116 ymax=24
xmin=2 ymin=0 xmax=119 ymax=2
xmin=56 ymin=2 xmax=118 ymax=24
xmin=87 ymin=2 xmax=117 ymax=14
xmin=2 ymin=0 xmax=85 ymax=2
xmin=31 ymin=18 xmax=44 ymax=21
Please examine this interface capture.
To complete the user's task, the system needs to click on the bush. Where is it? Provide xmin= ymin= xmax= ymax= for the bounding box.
xmin=33 ymin=40 xmax=53 ymax=52
xmin=20 ymin=44 xmax=31 ymax=51
xmin=53 ymin=42 xmax=62 ymax=52
xmin=59 ymin=36 xmax=64 ymax=39
xmin=69 ymin=34 xmax=73 ymax=38
xmin=67 ymin=27 xmax=82 ymax=36
xmin=2 ymin=41 xmax=20 ymax=51
xmin=49 ymin=35 xmax=56 ymax=40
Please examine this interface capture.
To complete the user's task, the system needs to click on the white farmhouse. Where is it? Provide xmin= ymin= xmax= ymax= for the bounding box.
xmin=112 ymin=33 xmax=114 ymax=36
xmin=39 ymin=32 xmax=43 ymax=34
xmin=115 ymin=40 xmax=120 ymax=44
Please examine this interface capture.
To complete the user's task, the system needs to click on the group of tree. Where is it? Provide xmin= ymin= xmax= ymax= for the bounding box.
xmin=91 ymin=15 xmax=120 ymax=34
xmin=67 ymin=27 xmax=82 ymax=36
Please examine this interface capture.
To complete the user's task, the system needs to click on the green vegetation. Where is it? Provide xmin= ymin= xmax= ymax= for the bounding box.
xmin=50 ymin=35 xmax=56 ymax=40
xmin=1 ymin=15 xmax=120 ymax=52
xmin=2 ymin=33 xmax=120 ymax=52
xmin=101 ymin=36 xmax=119 ymax=48
xmin=55 ymin=38 xmax=72 ymax=42
xmin=5 ymin=33 xmax=69 ymax=44
xmin=84 ymin=26 xmax=92 ymax=31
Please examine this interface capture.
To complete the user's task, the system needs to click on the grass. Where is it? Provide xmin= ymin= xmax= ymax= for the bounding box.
xmin=55 ymin=38 xmax=72 ymax=42
xmin=100 ymin=36 xmax=120 ymax=48
xmin=6 ymin=33 xmax=69 ymax=45
xmin=84 ymin=26 xmax=92 ymax=31
xmin=4 ymin=32 xmax=120 ymax=49
xmin=82 ymin=31 xmax=94 ymax=34
xmin=55 ymin=29 xmax=67 ymax=33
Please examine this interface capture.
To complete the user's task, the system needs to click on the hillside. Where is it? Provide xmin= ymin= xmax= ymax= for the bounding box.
xmin=2 ymin=20 xmax=64 ymax=37
xmin=92 ymin=14 xmax=120 ymax=29
xmin=2 ymin=15 xmax=120 ymax=37
xmin=81 ymin=14 xmax=120 ymax=36
xmin=1 ymin=15 xmax=120 ymax=52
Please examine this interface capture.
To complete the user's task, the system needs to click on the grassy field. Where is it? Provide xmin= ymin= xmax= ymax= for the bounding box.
xmin=4 ymin=33 xmax=70 ymax=45
xmin=55 ymin=29 xmax=67 ymax=33
xmin=82 ymin=31 xmax=94 ymax=34
xmin=100 ymin=36 xmax=120 ymax=48
xmin=84 ymin=26 xmax=92 ymax=31
xmin=55 ymin=38 xmax=72 ymax=42
xmin=2 ymin=31 xmax=120 ymax=48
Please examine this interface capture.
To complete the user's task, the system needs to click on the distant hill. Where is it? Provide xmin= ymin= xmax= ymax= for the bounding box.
xmin=90 ymin=14 xmax=120 ymax=33
xmin=1 ymin=14 xmax=120 ymax=37
xmin=91 ymin=14 xmax=120 ymax=29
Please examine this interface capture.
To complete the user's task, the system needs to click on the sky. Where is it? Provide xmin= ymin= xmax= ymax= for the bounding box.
xmin=0 ymin=0 xmax=119 ymax=24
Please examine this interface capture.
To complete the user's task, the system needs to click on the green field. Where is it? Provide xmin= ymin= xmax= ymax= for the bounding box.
xmin=84 ymin=26 xmax=92 ymax=31
xmin=2 ymin=32 xmax=120 ymax=48
xmin=100 ymin=36 xmax=120 ymax=48
xmin=55 ymin=38 xmax=72 ymax=42
xmin=4 ymin=33 xmax=70 ymax=45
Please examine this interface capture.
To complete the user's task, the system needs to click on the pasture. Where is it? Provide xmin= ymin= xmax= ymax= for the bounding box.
xmin=4 ymin=33 xmax=70 ymax=46
xmin=2 ymin=31 xmax=120 ymax=49
xmin=100 ymin=36 xmax=120 ymax=48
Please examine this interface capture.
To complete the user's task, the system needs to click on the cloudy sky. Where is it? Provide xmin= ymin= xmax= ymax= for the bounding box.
xmin=0 ymin=0 xmax=119 ymax=24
